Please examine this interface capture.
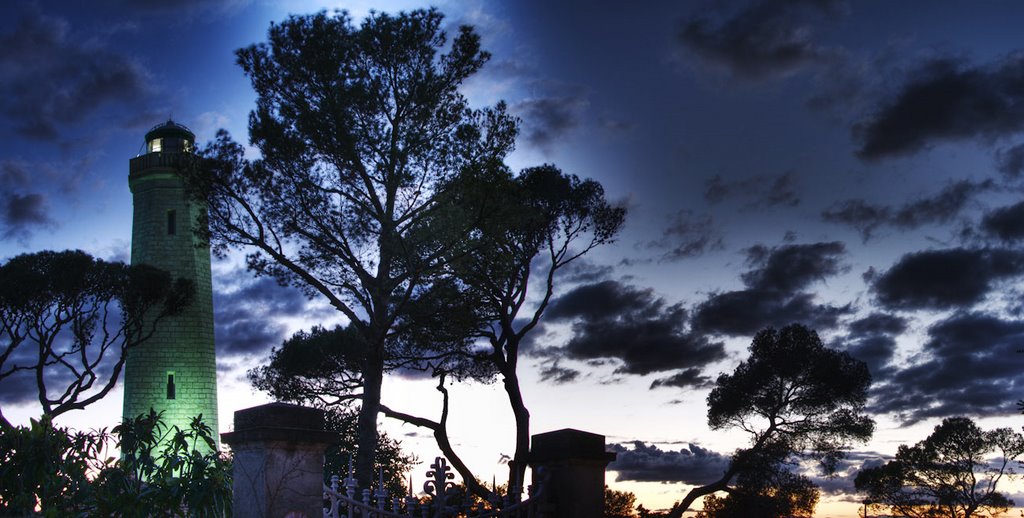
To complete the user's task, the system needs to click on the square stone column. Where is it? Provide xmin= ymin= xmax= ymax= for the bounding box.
xmin=528 ymin=428 xmax=617 ymax=518
xmin=221 ymin=403 xmax=337 ymax=518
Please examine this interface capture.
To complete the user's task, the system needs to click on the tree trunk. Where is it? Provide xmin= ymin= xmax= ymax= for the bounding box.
xmin=666 ymin=468 xmax=735 ymax=518
xmin=356 ymin=349 xmax=384 ymax=490
xmin=502 ymin=367 xmax=531 ymax=493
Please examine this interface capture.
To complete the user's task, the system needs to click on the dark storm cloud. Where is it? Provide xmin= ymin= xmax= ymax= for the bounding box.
xmin=981 ymin=201 xmax=1024 ymax=242
xmin=692 ymin=242 xmax=852 ymax=336
xmin=537 ymin=361 xmax=581 ymax=385
xmin=822 ymin=180 xmax=994 ymax=241
xmin=554 ymin=258 xmax=614 ymax=284
xmin=848 ymin=312 xmax=907 ymax=337
xmin=833 ymin=313 xmax=906 ymax=381
xmin=692 ymin=291 xmax=850 ymax=336
xmin=855 ymin=55 xmax=1024 ymax=160
xmin=646 ymin=210 xmax=725 ymax=261
xmin=649 ymin=368 xmax=713 ymax=390
xmin=0 ymin=370 xmax=38 ymax=407
xmin=608 ymin=442 xmax=730 ymax=484
xmin=677 ymin=0 xmax=844 ymax=80
xmin=995 ymin=143 xmax=1024 ymax=177
xmin=872 ymin=312 xmax=1024 ymax=423
xmin=511 ymin=95 xmax=587 ymax=152
xmin=2 ymin=193 xmax=55 ymax=242
xmin=0 ymin=8 xmax=154 ymax=140
xmin=704 ymin=171 xmax=800 ymax=209
xmin=542 ymin=280 xmax=726 ymax=376
xmin=741 ymin=241 xmax=846 ymax=292
xmin=213 ymin=275 xmax=316 ymax=356
xmin=872 ymin=248 xmax=1024 ymax=311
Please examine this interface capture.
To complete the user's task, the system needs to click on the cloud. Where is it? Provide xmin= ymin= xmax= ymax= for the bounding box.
xmin=609 ymin=441 xmax=730 ymax=484
xmin=822 ymin=180 xmax=994 ymax=241
xmin=981 ymin=201 xmax=1024 ymax=242
xmin=704 ymin=171 xmax=800 ymax=209
xmin=677 ymin=0 xmax=845 ymax=80
xmin=649 ymin=368 xmax=713 ymax=390
xmin=854 ymin=55 xmax=1024 ymax=160
xmin=692 ymin=242 xmax=852 ymax=336
xmin=0 ymin=8 xmax=156 ymax=140
xmin=2 ymin=193 xmax=55 ymax=242
xmin=871 ymin=312 xmax=1024 ymax=424
xmin=554 ymin=258 xmax=614 ymax=284
xmin=511 ymin=94 xmax=588 ymax=152
xmin=833 ymin=313 xmax=906 ymax=381
xmin=213 ymin=274 xmax=319 ymax=357
xmin=741 ymin=241 xmax=846 ymax=292
xmin=848 ymin=312 xmax=907 ymax=337
xmin=0 ymin=368 xmax=39 ymax=407
xmin=537 ymin=361 xmax=581 ymax=385
xmin=541 ymin=280 xmax=726 ymax=376
xmin=646 ymin=210 xmax=725 ymax=261
xmin=995 ymin=143 xmax=1024 ymax=177
xmin=872 ymin=248 xmax=1024 ymax=311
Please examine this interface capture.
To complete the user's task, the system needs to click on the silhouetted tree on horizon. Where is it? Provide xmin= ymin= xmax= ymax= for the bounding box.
xmin=0 ymin=250 xmax=192 ymax=427
xmin=855 ymin=416 xmax=1024 ymax=518
xmin=182 ymin=8 xmax=517 ymax=489
xmin=668 ymin=324 xmax=874 ymax=518
xmin=380 ymin=163 xmax=625 ymax=491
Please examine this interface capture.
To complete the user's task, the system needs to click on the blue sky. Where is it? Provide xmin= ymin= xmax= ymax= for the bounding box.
xmin=3 ymin=1 xmax=1024 ymax=515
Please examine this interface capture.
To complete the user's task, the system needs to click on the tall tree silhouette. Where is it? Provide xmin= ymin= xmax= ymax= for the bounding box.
xmin=669 ymin=324 xmax=874 ymax=517
xmin=437 ymin=164 xmax=624 ymax=489
xmin=184 ymin=9 xmax=516 ymax=488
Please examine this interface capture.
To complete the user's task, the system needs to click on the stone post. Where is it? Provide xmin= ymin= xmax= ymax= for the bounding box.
xmin=528 ymin=428 xmax=616 ymax=518
xmin=221 ymin=402 xmax=337 ymax=518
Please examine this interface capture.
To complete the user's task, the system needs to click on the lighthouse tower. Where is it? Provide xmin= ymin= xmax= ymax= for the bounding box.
xmin=123 ymin=120 xmax=218 ymax=447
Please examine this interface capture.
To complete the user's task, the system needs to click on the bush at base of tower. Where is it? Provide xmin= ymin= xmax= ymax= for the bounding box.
xmin=0 ymin=410 xmax=231 ymax=517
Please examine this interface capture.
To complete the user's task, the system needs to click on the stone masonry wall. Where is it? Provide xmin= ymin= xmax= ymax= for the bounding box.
xmin=123 ymin=163 xmax=218 ymax=447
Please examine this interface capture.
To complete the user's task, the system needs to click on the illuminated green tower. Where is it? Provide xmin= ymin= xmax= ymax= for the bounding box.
xmin=123 ymin=120 xmax=218 ymax=448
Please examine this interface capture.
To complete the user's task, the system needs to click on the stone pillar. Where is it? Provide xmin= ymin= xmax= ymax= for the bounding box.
xmin=528 ymin=428 xmax=616 ymax=518
xmin=221 ymin=403 xmax=337 ymax=518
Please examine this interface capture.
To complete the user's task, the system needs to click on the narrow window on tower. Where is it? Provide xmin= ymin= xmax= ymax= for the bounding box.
xmin=167 ymin=210 xmax=176 ymax=235
xmin=166 ymin=372 xmax=176 ymax=400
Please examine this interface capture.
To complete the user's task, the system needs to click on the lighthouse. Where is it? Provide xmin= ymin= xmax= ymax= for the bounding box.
xmin=123 ymin=120 xmax=218 ymax=447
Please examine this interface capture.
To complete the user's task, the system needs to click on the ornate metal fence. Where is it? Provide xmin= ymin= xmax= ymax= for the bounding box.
xmin=323 ymin=457 xmax=548 ymax=518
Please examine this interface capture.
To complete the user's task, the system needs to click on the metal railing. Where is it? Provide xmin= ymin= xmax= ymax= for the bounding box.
xmin=324 ymin=457 xmax=548 ymax=518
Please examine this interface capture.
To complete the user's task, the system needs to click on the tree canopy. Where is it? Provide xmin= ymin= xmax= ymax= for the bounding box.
xmin=186 ymin=8 xmax=517 ymax=488
xmin=670 ymin=324 xmax=874 ymax=517
xmin=0 ymin=250 xmax=192 ymax=426
xmin=445 ymin=163 xmax=625 ymax=488
xmin=855 ymin=416 xmax=1024 ymax=518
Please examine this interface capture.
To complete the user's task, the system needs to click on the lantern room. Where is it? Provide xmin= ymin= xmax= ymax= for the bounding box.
xmin=144 ymin=119 xmax=195 ymax=154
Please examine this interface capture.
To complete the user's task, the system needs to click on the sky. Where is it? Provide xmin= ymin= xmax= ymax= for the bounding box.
xmin=2 ymin=0 xmax=1024 ymax=516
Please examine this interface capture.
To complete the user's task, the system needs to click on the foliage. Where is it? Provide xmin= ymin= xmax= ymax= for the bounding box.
xmin=322 ymin=406 xmax=418 ymax=499
xmin=695 ymin=466 xmax=818 ymax=518
xmin=0 ymin=415 xmax=103 ymax=515
xmin=445 ymin=163 xmax=625 ymax=488
xmin=183 ymin=7 xmax=516 ymax=488
xmin=0 ymin=410 xmax=230 ymax=517
xmin=637 ymin=502 xmax=687 ymax=518
xmin=604 ymin=486 xmax=638 ymax=518
xmin=670 ymin=324 xmax=874 ymax=517
xmin=249 ymin=324 xmax=367 ymax=408
xmin=0 ymin=250 xmax=193 ymax=424
xmin=855 ymin=416 xmax=1024 ymax=518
